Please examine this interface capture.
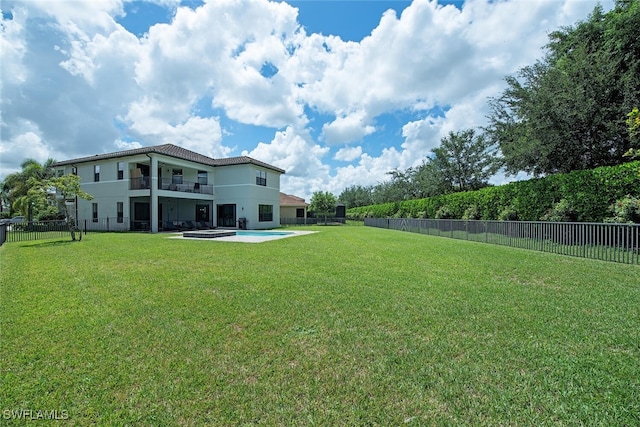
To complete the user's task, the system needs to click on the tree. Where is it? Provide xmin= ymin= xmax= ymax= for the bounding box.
xmin=368 ymin=168 xmax=427 ymax=204
xmin=338 ymin=185 xmax=374 ymax=208
xmin=431 ymin=129 xmax=500 ymax=192
xmin=384 ymin=169 xmax=420 ymax=201
xmin=27 ymin=174 xmax=93 ymax=241
xmin=309 ymin=191 xmax=337 ymax=225
xmin=486 ymin=1 xmax=640 ymax=176
xmin=412 ymin=159 xmax=452 ymax=197
xmin=626 ymin=107 xmax=640 ymax=159
xmin=1 ymin=158 xmax=56 ymax=219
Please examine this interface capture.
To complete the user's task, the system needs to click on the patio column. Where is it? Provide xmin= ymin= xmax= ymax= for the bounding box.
xmin=149 ymin=155 xmax=159 ymax=233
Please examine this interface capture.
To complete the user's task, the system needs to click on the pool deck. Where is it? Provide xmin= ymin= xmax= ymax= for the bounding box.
xmin=172 ymin=230 xmax=316 ymax=243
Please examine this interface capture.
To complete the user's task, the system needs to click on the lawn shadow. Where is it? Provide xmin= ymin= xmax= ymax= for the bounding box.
xmin=19 ymin=239 xmax=75 ymax=248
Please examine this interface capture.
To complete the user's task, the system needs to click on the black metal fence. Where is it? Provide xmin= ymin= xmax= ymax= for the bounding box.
xmin=365 ymin=218 xmax=640 ymax=265
xmin=0 ymin=217 xmax=133 ymax=245
xmin=83 ymin=217 xmax=131 ymax=232
xmin=1 ymin=221 xmax=83 ymax=244
xmin=280 ymin=217 xmax=346 ymax=226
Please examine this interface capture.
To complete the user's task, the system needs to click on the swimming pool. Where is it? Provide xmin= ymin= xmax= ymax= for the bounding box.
xmin=174 ymin=229 xmax=314 ymax=243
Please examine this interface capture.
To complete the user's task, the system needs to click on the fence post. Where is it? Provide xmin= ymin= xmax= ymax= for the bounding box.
xmin=485 ymin=221 xmax=488 ymax=244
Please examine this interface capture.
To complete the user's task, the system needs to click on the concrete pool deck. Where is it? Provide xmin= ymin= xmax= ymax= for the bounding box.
xmin=169 ymin=229 xmax=317 ymax=243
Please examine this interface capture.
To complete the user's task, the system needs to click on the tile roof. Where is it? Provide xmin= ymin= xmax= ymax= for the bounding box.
xmin=280 ymin=192 xmax=308 ymax=206
xmin=52 ymin=143 xmax=285 ymax=173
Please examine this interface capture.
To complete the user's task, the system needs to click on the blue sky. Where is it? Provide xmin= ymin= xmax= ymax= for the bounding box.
xmin=0 ymin=0 xmax=611 ymax=201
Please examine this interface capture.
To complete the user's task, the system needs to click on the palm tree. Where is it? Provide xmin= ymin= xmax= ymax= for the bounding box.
xmin=0 ymin=158 xmax=56 ymax=220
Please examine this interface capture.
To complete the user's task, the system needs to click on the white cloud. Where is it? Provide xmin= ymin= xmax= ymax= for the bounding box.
xmin=0 ymin=6 xmax=28 ymax=85
xmin=401 ymin=116 xmax=445 ymax=156
xmin=322 ymin=147 xmax=405 ymax=199
xmin=134 ymin=0 xmax=306 ymax=128
xmin=162 ymin=116 xmax=228 ymax=159
xmin=114 ymin=139 xmax=143 ymax=150
xmin=124 ymin=98 xmax=228 ymax=157
xmin=322 ymin=111 xmax=376 ymax=145
xmin=334 ymin=146 xmax=362 ymax=162
xmin=0 ymin=130 xmax=52 ymax=176
xmin=0 ymin=0 xmax=614 ymax=202
xmin=246 ymin=126 xmax=329 ymax=178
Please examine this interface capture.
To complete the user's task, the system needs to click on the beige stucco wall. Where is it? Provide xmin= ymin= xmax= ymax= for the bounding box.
xmin=280 ymin=205 xmax=306 ymax=219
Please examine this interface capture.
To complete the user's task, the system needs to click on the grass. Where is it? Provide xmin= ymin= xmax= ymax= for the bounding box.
xmin=1 ymin=226 xmax=639 ymax=425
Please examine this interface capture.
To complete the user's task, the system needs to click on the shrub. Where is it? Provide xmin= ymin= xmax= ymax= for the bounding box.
xmin=462 ymin=205 xmax=482 ymax=220
xmin=498 ymin=206 xmax=518 ymax=221
xmin=605 ymin=195 xmax=640 ymax=223
xmin=541 ymin=199 xmax=578 ymax=222
xmin=38 ymin=209 xmax=66 ymax=221
xmin=435 ymin=205 xmax=455 ymax=219
xmin=347 ymin=161 xmax=640 ymax=222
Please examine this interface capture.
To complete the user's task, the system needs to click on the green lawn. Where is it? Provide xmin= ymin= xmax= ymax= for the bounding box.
xmin=1 ymin=226 xmax=639 ymax=426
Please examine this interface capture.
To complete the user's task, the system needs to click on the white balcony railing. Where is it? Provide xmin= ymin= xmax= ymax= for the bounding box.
xmin=129 ymin=177 xmax=213 ymax=195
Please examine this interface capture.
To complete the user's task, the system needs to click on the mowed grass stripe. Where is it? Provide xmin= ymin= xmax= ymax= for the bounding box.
xmin=1 ymin=226 xmax=638 ymax=425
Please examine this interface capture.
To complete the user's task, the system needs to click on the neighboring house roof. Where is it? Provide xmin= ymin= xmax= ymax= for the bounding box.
xmin=52 ymin=143 xmax=285 ymax=173
xmin=280 ymin=192 xmax=308 ymax=207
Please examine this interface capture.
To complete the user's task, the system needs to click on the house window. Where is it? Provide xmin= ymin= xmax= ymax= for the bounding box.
xmin=256 ymin=170 xmax=267 ymax=186
xmin=172 ymin=169 xmax=183 ymax=184
xmin=258 ymin=204 xmax=273 ymax=222
xmin=197 ymin=170 xmax=208 ymax=185
xmin=72 ymin=167 xmax=77 ymax=175
xmin=94 ymin=165 xmax=100 ymax=182
xmin=117 ymin=202 xmax=124 ymax=223
xmin=117 ymin=162 xmax=124 ymax=180
xmin=296 ymin=208 xmax=305 ymax=218
xmin=57 ymin=169 xmax=64 ymax=177
xmin=92 ymin=203 xmax=98 ymax=223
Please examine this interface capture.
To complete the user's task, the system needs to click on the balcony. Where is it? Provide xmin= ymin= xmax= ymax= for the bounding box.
xmin=130 ymin=176 xmax=150 ymax=190
xmin=159 ymin=178 xmax=213 ymax=195
xmin=129 ymin=177 xmax=213 ymax=195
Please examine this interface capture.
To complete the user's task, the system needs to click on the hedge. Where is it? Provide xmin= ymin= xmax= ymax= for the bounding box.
xmin=347 ymin=161 xmax=640 ymax=222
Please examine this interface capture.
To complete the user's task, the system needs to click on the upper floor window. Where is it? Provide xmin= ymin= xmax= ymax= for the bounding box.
xmin=197 ymin=170 xmax=208 ymax=185
xmin=117 ymin=162 xmax=124 ymax=180
xmin=72 ymin=167 xmax=77 ymax=175
xmin=256 ymin=170 xmax=267 ymax=186
xmin=57 ymin=169 xmax=64 ymax=177
xmin=94 ymin=165 xmax=100 ymax=182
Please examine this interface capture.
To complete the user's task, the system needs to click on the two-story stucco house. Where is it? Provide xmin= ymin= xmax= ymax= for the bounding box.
xmin=52 ymin=144 xmax=285 ymax=232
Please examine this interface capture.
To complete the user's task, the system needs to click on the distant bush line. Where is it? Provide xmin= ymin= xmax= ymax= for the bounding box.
xmin=347 ymin=161 xmax=640 ymax=223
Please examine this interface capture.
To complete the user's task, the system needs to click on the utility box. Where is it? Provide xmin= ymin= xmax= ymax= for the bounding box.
xmin=238 ymin=217 xmax=247 ymax=230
